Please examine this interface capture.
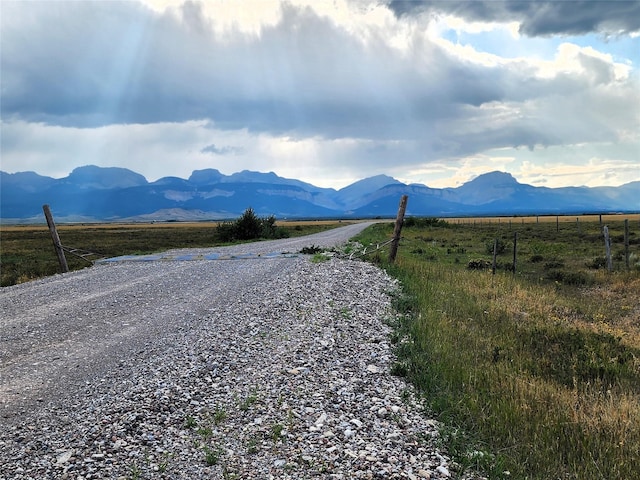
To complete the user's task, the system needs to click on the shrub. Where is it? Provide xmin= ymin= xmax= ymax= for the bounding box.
xmin=467 ymin=259 xmax=492 ymax=270
xmin=234 ymin=208 xmax=262 ymax=240
xmin=586 ymin=256 xmax=607 ymax=269
xmin=215 ymin=208 xmax=289 ymax=242
xmin=216 ymin=221 xmax=236 ymax=243
xmin=485 ymin=238 xmax=508 ymax=255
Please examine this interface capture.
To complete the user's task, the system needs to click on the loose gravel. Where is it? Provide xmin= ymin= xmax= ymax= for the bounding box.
xmin=0 ymin=224 xmax=483 ymax=479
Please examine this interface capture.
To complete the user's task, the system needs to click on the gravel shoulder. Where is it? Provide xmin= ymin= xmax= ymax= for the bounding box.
xmin=0 ymin=224 xmax=481 ymax=479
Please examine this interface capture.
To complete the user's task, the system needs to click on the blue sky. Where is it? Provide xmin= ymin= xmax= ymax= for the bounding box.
xmin=1 ymin=0 xmax=639 ymax=189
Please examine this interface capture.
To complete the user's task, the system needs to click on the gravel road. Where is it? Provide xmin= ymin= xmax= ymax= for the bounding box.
xmin=0 ymin=223 xmax=481 ymax=479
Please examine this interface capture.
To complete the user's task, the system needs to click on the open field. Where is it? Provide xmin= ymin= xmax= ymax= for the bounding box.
xmin=0 ymin=220 xmax=352 ymax=287
xmin=354 ymin=216 xmax=640 ymax=479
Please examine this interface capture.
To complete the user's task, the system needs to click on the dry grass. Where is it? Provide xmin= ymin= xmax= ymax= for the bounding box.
xmin=355 ymin=218 xmax=640 ymax=479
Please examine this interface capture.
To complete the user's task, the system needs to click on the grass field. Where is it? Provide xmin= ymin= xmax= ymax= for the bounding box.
xmin=354 ymin=215 xmax=640 ymax=479
xmin=0 ymin=220 xmax=349 ymax=287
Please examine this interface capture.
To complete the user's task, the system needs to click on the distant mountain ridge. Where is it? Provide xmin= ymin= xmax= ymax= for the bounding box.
xmin=1 ymin=166 xmax=638 ymax=222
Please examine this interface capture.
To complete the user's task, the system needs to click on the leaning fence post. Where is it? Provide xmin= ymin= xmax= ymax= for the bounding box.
xmin=43 ymin=204 xmax=69 ymax=273
xmin=388 ymin=195 xmax=408 ymax=263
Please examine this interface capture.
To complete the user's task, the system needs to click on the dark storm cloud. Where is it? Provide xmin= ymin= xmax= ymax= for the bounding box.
xmin=0 ymin=1 xmax=489 ymax=137
xmin=388 ymin=0 xmax=640 ymax=36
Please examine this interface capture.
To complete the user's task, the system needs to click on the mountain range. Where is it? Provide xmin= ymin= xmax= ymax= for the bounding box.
xmin=1 ymin=165 xmax=638 ymax=222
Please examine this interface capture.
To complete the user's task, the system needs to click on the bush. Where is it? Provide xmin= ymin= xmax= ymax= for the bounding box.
xmin=216 ymin=208 xmax=289 ymax=242
xmin=485 ymin=238 xmax=508 ymax=255
xmin=216 ymin=221 xmax=236 ymax=243
xmin=234 ymin=208 xmax=262 ymax=240
xmin=586 ymin=256 xmax=607 ymax=269
xmin=467 ymin=259 xmax=492 ymax=270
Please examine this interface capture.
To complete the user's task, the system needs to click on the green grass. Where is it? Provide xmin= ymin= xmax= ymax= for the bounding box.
xmin=213 ymin=406 xmax=228 ymax=425
xmin=203 ymin=445 xmax=222 ymax=466
xmin=0 ymin=221 xmax=344 ymax=286
xmin=354 ymin=217 xmax=640 ymax=480
xmin=270 ymin=423 xmax=285 ymax=442
xmin=238 ymin=391 xmax=259 ymax=411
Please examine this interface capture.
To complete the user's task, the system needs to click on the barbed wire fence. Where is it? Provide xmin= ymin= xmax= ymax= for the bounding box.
xmin=60 ymin=245 xmax=108 ymax=264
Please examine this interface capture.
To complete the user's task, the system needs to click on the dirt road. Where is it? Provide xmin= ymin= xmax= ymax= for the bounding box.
xmin=0 ymin=223 xmax=373 ymax=423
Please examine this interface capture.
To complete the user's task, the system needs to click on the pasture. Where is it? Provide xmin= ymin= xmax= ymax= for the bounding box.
xmin=354 ymin=214 xmax=640 ymax=479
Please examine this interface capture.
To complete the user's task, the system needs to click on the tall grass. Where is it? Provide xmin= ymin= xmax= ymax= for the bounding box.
xmin=356 ymin=218 xmax=640 ymax=479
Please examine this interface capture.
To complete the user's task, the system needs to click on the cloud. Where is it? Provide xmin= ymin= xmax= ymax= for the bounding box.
xmin=0 ymin=1 xmax=638 ymax=189
xmin=387 ymin=0 xmax=640 ymax=36
xmin=2 ymin=2 xmax=636 ymax=144
xmin=200 ymin=143 xmax=244 ymax=155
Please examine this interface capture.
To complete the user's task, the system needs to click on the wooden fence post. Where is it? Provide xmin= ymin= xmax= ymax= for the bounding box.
xmin=43 ymin=204 xmax=69 ymax=273
xmin=603 ymin=225 xmax=612 ymax=273
xmin=492 ymin=238 xmax=498 ymax=275
xmin=625 ymin=219 xmax=630 ymax=270
xmin=513 ymin=231 xmax=518 ymax=275
xmin=388 ymin=195 xmax=408 ymax=263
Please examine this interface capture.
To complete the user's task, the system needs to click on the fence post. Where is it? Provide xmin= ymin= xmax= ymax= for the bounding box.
xmin=388 ymin=195 xmax=408 ymax=263
xmin=513 ymin=231 xmax=517 ymax=275
xmin=603 ymin=225 xmax=612 ymax=273
xmin=43 ymin=204 xmax=69 ymax=273
xmin=625 ymin=219 xmax=630 ymax=270
xmin=492 ymin=238 xmax=498 ymax=275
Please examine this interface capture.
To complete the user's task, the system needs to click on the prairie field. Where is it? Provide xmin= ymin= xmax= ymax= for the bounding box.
xmin=354 ymin=215 xmax=640 ymax=479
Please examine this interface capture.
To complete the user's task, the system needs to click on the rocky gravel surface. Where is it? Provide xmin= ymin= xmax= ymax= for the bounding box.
xmin=1 ymin=224 xmax=482 ymax=479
